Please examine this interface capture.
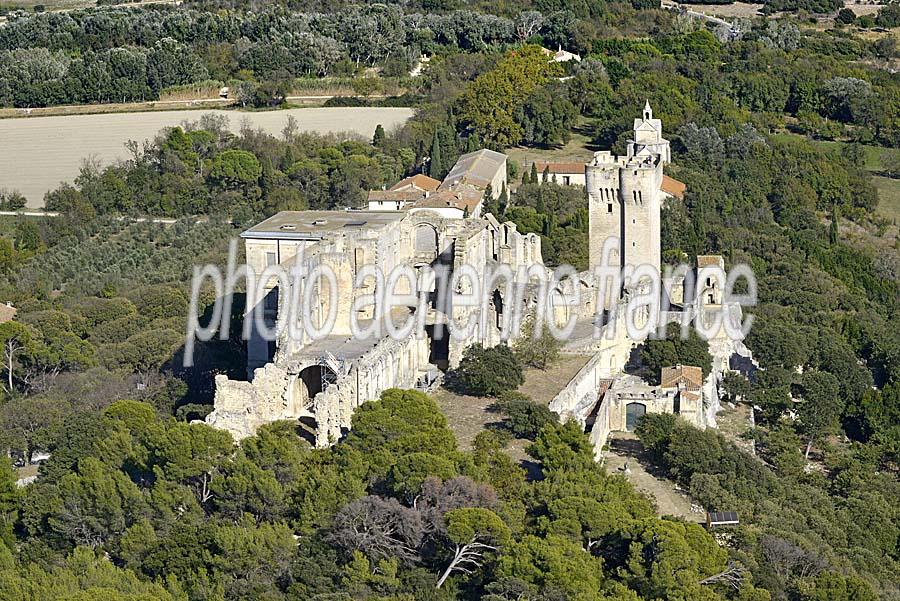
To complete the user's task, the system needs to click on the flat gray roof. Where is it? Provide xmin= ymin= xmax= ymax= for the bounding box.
xmin=241 ymin=210 xmax=405 ymax=239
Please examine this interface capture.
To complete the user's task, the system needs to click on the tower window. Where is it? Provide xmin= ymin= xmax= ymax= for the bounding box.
xmin=632 ymin=219 xmax=635 ymax=224
xmin=607 ymin=203 xmax=612 ymax=213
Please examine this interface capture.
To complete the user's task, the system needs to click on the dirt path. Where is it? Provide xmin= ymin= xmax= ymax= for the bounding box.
xmin=603 ymin=433 xmax=703 ymax=522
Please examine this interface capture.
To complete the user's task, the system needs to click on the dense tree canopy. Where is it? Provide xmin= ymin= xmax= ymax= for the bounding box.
xmin=0 ymin=1 xmax=897 ymax=599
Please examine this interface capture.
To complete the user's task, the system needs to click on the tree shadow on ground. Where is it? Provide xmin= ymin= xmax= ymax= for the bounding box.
xmin=608 ymin=436 xmax=672 ymax=481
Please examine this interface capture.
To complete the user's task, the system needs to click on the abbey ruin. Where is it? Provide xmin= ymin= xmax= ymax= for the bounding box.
xmin=207 ymin=103 xmax=754 ymax=454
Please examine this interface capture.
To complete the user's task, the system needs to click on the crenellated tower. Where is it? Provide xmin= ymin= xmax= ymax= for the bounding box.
xmin=587 ymin=102 xmax=669 ymax=285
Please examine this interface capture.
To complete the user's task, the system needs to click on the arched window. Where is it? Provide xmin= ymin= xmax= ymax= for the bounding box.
xmin=414 ymin=224 xmax=439 ymax=255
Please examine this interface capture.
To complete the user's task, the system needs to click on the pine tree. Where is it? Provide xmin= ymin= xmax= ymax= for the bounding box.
xmin=429 ymin=130 xmax=443 ymax=179
xmin=372 ymin=124 xmax=386 ymax=148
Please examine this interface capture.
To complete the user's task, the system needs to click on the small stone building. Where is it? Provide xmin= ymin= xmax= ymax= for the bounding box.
xmin=533 ymin=161 xmax=587 ymax=187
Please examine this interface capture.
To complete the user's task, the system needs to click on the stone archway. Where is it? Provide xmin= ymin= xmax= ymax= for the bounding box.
xmin=294 ymin=364 xmax=337 ymax=411
xmin=491 ymin=289 xmax=504 ymax=331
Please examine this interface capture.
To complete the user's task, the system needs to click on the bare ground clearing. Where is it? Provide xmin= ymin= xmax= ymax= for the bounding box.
xmin=604 ymin=433 xmax=703 ymax=521
xmin=661 ymin=1 xmax=763 ymax=18
xmin=0 ymin=107 xmax=413 ymax=207
xmin=432 ymin=354 xmax=591 ymax=474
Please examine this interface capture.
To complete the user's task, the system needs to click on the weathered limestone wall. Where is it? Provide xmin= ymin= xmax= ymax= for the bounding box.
xmin=588 ymin=395 xmax=611 ymax=461
xmin=207 ymin=363 xmax=300 ymax=441
xmin=621 ymin=163 xmax=661 ymax=275
xmin=315 ymin=333 xmax=429 ymax=445
xmin=548 ymin=307 xmax=635 ymax=454
xmin=587 ymin=152 xmax=622 ymax=276
xmin=549 ymin=351 xmax=608 ymax=425
xmin=211 ymin=327 xmax=430 ymax=445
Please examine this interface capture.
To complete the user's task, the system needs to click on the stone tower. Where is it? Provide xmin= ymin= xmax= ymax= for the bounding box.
xmin=587 ymin=102 xmax=669 ymax=281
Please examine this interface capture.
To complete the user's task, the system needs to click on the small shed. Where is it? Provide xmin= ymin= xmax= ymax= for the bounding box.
xmin=706 ymin=511 xmax=739 ymax=529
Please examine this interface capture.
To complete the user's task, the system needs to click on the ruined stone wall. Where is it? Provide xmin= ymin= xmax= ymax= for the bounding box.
xmin=207 ymin=363 xmax=299 ymax=441
xmin=313 ymin=332 xmax=430 ymax=446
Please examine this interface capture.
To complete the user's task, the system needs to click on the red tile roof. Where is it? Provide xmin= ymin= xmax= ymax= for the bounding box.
xmin=696 ymin=255 xmax=724 ymax=268
xmin=660 ymin=365 xmax=703 ymax=390
xmin=367 ymin=189 xmax=426 ymax=202
xmin=661 ymin=175 xmax=687 ymax=199
xmin=412 ymin=188 xmax=482 ymax=213
xmin=389 ymin=173 xmax=441 ymax=192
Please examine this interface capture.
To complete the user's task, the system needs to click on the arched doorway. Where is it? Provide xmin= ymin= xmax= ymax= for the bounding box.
xmin=625 ymin=402 xmax=646 ymax=431
xmin=294 ymin=364 xmax=337 ymax=410
xmin=491 ymin=289 xmax=504 ymax=330
xmin=551 ymin=288 xmax=568 ymax=329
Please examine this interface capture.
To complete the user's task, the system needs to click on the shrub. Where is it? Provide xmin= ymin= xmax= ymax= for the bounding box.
xmin=836 ymin=7 xmax=856 ymax=24
xmin=491 ymin=391 xmax=559 ymax=439
xmin=456 ymin=344 xmax=524 ymax=396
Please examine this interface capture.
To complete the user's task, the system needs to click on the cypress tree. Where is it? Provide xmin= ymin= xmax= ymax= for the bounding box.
xmin=530 ymin=162 xmax=538 ymax=184
xmin=429 ymin=130 xmax=443 ymax=179
xmin=281 ymin=145 xmax=295 ymax=172
xmin=372 ymin=124 xmax=385 ymax=148
xmin=542 ymin=165 xmax=550 ymax=183
xmin=830 ymin=205 xmax=840 ymax=244
xmin=260 ymin=156 xmax=275 ymax=197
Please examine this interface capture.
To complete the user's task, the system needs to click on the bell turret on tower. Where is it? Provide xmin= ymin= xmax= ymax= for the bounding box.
xmin=627 ymin=100 xmax=670 ymax=165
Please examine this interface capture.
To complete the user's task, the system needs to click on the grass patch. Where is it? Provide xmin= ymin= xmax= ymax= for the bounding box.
xmin=505 ymin=118 xmax=597 ymax=179
xmin=871 ymin=176 xmax=900 ymax=223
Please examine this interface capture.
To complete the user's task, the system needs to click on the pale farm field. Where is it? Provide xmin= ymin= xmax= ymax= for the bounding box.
xmin=0 ymin=107 xmax=414 ymax=208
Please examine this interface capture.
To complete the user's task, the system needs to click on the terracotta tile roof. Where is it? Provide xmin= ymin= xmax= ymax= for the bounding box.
xmin=696 ymin=255 xmax=724 ymax=268
xmin=661 ymin=175 xmax=687 ymax=199
xmin=660 ymin=365 xmax=703 ymax=390
xmin=533 ymin=161 xmax=585 ymax=174
xmin=412 ymin=188 xmax=482 ymax=213
xmin=389 ymin=173 xmax=441 ymax=192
